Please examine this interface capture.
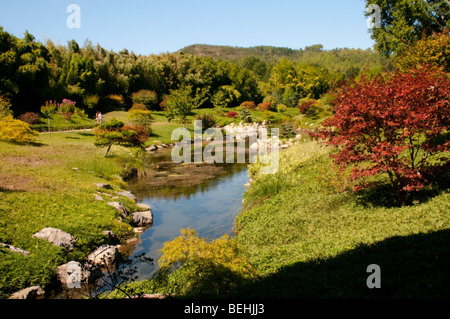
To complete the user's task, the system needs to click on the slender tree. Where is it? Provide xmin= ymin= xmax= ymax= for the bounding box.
xmin=93 ymin=118 xmax=149 ymax=157
xmin=165 ymin=85 xmax=208 ymax=128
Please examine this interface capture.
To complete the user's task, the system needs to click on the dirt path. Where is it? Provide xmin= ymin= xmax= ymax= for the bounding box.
xmin=39 ymin=128 xmax=94 ymax=134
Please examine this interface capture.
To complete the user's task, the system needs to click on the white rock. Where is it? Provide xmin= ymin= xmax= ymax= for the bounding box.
xmin=93 ymin=183 xmax=112 ymax=189
xmin=116 ymin=190 xmax=136 ymax=201
xmin=56 ymin=261 xmax=98 ymax=288
xmin=107 ymin=202 xmax=128 ymax=218
xmin=131 ymin=211 xmax=153 ymax=227
xmin=32 ymin=228 xmax=76 ymax=250
xmin=9 ymin=286 xmax=45 ymax=299
xmin=1 ymin=243 xmax=30 ymax=256
xmin=87 ymin=245 xmax=120 ymax=267
xmin=146 ymin=144 xmax=158 ymax=152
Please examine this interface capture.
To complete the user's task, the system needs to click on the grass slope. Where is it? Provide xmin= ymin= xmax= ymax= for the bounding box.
xmin=233 ymin=141 xmax=450 ymax=298
xmin=0 ymin=132 xmax=141 ymax=298
xmin=113 ymin=141 xmax=450 ymax=299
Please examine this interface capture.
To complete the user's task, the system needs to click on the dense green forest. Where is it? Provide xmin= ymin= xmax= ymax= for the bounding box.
xmin=0 ymin=26 xmax=392 ymax=118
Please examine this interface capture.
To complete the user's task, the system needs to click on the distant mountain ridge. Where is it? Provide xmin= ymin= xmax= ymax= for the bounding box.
xmin=178 ymin=44 xmax=305 ymax=61
xmin=177 ymin=44 xmax=392 ymax=77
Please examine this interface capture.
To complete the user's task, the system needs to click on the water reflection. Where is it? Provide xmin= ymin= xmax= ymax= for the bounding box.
xmin=125 ymin=148 xmax=250 ymax=280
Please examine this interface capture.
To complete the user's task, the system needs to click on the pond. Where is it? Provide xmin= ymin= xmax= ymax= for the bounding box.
xmin=122 ymin=146 xmax=250 ymax=281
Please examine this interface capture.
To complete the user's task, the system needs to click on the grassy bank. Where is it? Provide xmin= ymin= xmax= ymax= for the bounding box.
xmin=116 ymin=140 xmax=450 ymax=299
xmin=0 ymin=131 xmax=144 ymax=298
xmin=234 ymin=141 xmax=450 ymax=298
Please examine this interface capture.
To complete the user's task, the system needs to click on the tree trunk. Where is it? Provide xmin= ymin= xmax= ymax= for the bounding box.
xmin=105 ymin=142 xmax=114 ymax=157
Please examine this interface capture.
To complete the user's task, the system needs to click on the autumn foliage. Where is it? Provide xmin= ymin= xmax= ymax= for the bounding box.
xmin=93 ymin=118 xmax=149 ymax=157
xmin=226 ymin=111 xmax=238 ymax=118
xmin=317 ymin=67 xmax=450 ymax=205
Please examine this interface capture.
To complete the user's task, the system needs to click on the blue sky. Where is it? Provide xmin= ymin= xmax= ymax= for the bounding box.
xmin=0 ymin=0 xmax=374 ymax=55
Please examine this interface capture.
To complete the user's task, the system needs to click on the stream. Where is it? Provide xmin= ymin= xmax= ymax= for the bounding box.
xmin=120 ymin=147 xmax=250 ymax=281
xmin=52 ymin=144 xmax=252 ymax=299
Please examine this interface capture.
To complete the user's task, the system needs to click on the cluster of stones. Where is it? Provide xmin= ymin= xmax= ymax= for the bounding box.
xmin=6 ymin=183 xmax=153 ymax=299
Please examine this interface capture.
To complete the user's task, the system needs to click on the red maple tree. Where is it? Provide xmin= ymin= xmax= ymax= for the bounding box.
xmin=317 ymin=67 xmax=450 ymax=205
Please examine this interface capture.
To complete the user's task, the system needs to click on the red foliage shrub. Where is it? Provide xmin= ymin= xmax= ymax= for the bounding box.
xmin=316 ymin=67 xmax=450 ymax=205
xmin=121 ymin=124 xmax=150 ymax=144
xmin=240 ymin=101 xmax=257 ymax=110
xmin=18 ymin=112 xmax=41 ymax=124
xmin=298 ymin=100 xmax=317 ymax=114
xmin=257 ymin=103 xmax=271 ymax=111
xmin=226 ymin=111 xmax=239 ymax=119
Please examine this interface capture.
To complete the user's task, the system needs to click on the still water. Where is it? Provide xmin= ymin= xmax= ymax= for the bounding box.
xmin=124 ymin=148 xmax=250 ymax=280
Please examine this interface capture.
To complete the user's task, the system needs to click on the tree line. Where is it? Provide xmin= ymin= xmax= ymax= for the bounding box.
xmin=0 ymin=26 xmax=391 ymax=119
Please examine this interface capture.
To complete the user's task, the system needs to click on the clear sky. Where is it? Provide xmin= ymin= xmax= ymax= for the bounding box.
xmin=0 ymin=0 xmax=375 ymax=55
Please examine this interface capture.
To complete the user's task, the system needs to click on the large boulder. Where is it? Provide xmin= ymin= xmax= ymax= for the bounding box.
xmin=87 ymin=245 xmax=121 ymax=267
xmin=131 ymin=210 xmax=153 ymax=227
xmin=107 ymin=202 xmax=128 ymax=218
xmin=145 ymin=144 xmax=158 ymax=152
xmin=56 ymin=261 xmax=99 ymax=288
xmin=9 ymin=286 xmax=45 ymax=299
xmin=116 ymin=190 xmax=136 ymax=201
xmin=32 ymin=228 xmax=76 ymax=250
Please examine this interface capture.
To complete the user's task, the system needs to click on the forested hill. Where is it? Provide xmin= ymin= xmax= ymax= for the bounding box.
xmin=179 ymin=43 xmax=392 ymax=77
xmin=178 ymin=44 xmax=304 ymax=61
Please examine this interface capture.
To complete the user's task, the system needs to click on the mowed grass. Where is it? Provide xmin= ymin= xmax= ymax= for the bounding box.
xmin=0 ymin=132 xmax=139 ymax=298
xmin=232 ymin=141 xmax=450 ymax=298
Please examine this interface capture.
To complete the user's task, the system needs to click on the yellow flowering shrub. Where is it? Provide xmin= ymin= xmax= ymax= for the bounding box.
xmin=0 ymin=116 xmax=38 ymax=143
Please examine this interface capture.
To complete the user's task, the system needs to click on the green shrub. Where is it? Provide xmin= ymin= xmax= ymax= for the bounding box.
xmin=0 ymin=95 xmax=13 ymax=118
xmin=276 ymin=103 xmax=288 ymax=113
xmin=83 ymin=94 xmax=100 ymax=111
xmin=101 ymin=94 xmax=125 ymax=112
xmin=131 ymin=90 xmax=158 ymax=110
xmin=261 ymin=110 xmax=283 ymax=124
xmin=195 ymin=113 xmax=216 ymax=132
xmin=127 ymin=109 xmax=152 ymax=134
xmin=216 ymin=117 xmax=234 ymax=127
xmin=263 ymin=96 xmax=278 ymax=109
xmin=239 ymin=107 xmax=252 ymax=123
xmin=157 ymin=228 xmax=256 ymax=297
